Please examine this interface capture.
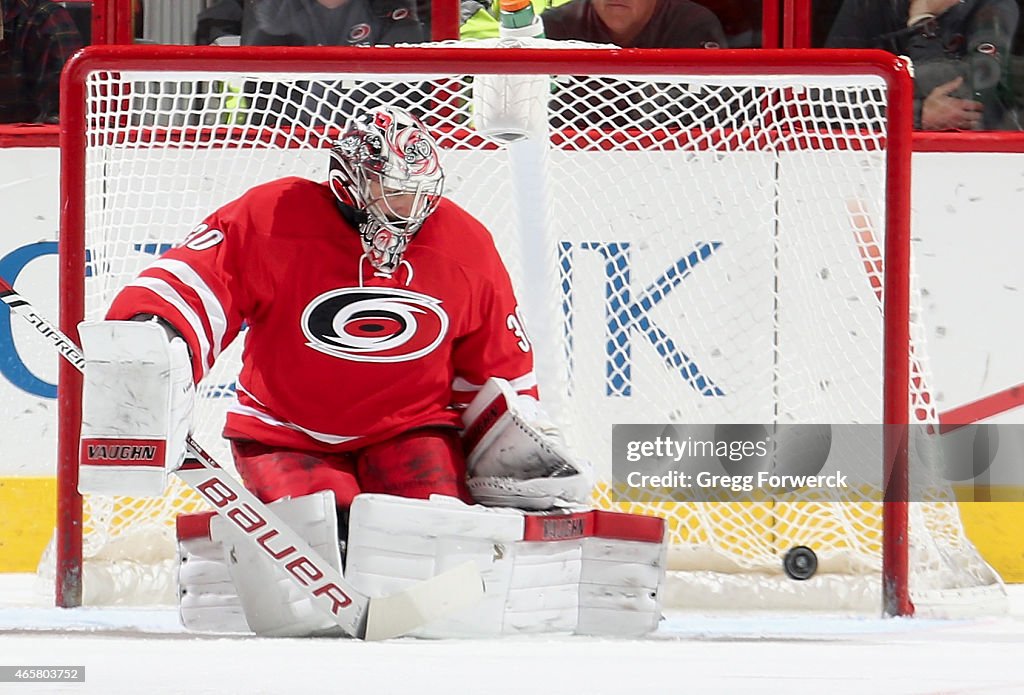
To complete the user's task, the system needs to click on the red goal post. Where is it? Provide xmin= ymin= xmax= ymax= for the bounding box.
xmin=53 ymin=44 xmax=930 ymax=615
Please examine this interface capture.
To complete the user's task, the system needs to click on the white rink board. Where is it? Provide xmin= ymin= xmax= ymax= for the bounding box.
xmin=0 ymin=148 xmax=62 ymax=473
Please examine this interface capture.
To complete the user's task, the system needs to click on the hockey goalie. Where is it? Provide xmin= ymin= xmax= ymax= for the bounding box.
xmin=77 ymin=106 xmax=667 ymax=638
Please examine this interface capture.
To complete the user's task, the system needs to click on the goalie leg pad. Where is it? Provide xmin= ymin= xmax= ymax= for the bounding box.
xmin=345 ymin=494 xmax=666 ymax=638
xmin=577 ymin=534 xmax=667 ymax=636
xmin=213 ymin=490 xmax=346 ymax=638
xmin=176 ymin=511 xmax=250 ymax=634
xmin=78 ymin=320 xmax=194 ymax=497
xmin=461 ymin=377 xmax=594 ymax=510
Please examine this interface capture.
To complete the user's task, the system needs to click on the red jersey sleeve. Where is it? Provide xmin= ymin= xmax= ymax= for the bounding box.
xmin=105 ymin=183 xmax=263 ymax=383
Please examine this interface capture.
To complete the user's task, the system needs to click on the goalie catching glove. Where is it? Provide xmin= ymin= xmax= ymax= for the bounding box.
xmin=78 ymin=319 xmax=194 ymax=497
xmin=461 ymin=377 xmax=593 ymax=510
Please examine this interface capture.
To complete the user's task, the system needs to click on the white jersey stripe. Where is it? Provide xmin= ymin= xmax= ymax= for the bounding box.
xmin=452 ymin=371 xmax=538 ymax=394
xmin=147 ymin=258 xmax=230 ymax=358
xmin=227 ymin=401 xmax=361 ymax=446
xmin=508 ymin=372 xmax=538 ymax=392
xmin=124 ymin=276 xmax=214 ymax=376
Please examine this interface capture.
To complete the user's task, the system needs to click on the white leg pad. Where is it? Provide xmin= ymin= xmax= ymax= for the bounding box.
xmin=345 ymin=494 xmax=666 ymax=638
xmin=347 ymin=494 xmax=524 ymax=638
xmin=578 ymin=537 xmax=666 ymax=636
xmin=176 ymin=512 xmax=250 ymax=634
xmin=210 ymin=491 xmax=345 ymax=638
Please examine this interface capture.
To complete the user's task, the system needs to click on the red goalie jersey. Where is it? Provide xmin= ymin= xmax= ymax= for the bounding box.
xmin=107 ymin=177 xmax=538 ymax=452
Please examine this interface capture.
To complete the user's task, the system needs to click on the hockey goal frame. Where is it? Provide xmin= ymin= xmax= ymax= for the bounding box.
xmin=55 ymin=44 xmax=914 ymax=614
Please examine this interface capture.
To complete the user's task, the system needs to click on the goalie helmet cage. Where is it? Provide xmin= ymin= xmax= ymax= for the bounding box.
xmin=52 ymin=43 xmax=1003 ymax=618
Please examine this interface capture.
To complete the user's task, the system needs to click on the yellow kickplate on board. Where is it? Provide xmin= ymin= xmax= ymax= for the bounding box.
xmin=0 ymin=477 xmax=54 ymax=572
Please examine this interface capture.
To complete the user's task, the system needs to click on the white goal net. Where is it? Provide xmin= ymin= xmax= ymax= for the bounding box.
xmin=49 ymin=42 xmax=1006 ymax=617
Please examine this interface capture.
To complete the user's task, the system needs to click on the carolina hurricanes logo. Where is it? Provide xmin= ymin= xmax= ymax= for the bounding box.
xmin=349 ymin=23 xmax=371 ymax=43
xmin=301 ymin=287 xmax=448 ymax=363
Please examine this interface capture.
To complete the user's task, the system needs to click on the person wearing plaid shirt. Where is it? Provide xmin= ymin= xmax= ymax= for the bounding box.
xmin=1 ymin=0 xmax=84 ymax=123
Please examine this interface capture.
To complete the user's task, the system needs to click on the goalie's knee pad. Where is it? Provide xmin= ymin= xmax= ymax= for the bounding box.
xmin=176 ymin=491 xmax=344 ymax=637
xmin=176 ymin=512 xmax=249 ymax=634
xmin=218 ymin=490 xmax=345 ymax=638
xmin=345 ymin=494 xmax=667 ymax=638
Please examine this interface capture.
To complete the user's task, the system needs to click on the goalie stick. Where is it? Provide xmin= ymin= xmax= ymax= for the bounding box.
xmin=0 ymin=275 xmax=483 ymax=640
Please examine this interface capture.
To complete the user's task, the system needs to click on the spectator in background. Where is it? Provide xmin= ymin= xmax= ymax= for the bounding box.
xmin=196 ymin=0 xmax=424 ymax=46
xmin=0 ymin=0 xmax=83 ymax=123
xmin=243 ymin=0 xmax=425 ymax=46
xmin=201 ymin=0 xmax=427 ymax=127
xmin=826 ymin=0 xmax=1019 ymax=130
xmin=531 ymin=0 xmax=726 ymax=130
xmin=541 ymin=0 xmax=727 ymax=48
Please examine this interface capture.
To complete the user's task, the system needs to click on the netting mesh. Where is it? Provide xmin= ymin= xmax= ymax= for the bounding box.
xmin=51 ymin=43 xmax=1005 ymax=614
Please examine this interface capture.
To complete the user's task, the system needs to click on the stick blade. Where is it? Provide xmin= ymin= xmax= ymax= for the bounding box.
xmin=363 ymin=561 xmax=483 ymax=641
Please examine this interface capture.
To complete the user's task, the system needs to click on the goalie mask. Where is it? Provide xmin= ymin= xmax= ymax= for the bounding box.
xmin=329 ymin=107 xmax=445 ymax=274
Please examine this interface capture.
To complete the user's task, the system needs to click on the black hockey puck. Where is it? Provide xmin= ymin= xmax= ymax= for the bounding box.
xmin=783 ymin=545 xmax=818 ymax=581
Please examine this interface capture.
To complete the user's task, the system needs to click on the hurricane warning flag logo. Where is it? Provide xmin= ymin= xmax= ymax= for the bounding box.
xmin=300 ymin=287 xmax=448 ymax=363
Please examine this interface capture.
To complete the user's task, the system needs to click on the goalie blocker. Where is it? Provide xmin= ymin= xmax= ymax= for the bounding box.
xmin=78 ymin=319 xmax=194 ymax=496
xmin=177 ymin=493 xmax=667 ymax=638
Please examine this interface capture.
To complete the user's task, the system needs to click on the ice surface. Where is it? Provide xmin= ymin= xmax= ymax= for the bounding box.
xmin=1 ymin=574 xmax=1022 ymax=695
